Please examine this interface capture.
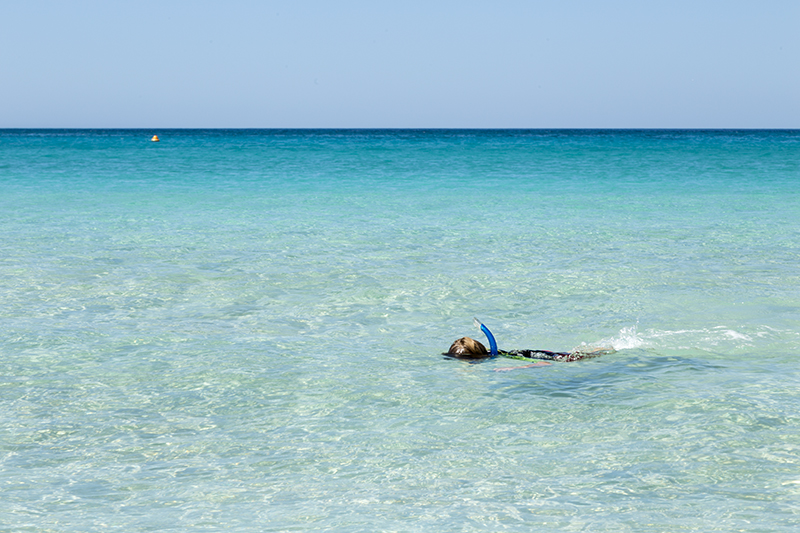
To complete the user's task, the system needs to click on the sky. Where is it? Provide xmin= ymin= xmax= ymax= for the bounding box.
xmin=1 ymin=0 xmax=798 ymax=128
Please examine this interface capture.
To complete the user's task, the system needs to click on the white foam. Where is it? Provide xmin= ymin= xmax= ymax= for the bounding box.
xmin=597 ymin=325 xmax=768 ymax=352
xmin=597 ymin=325 xmax=648 ymax=351
xmin=718 ymin=328 xmax=752 ymax=341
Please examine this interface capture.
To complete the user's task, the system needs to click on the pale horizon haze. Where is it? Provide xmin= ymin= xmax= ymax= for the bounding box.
xmin=1 ymin=0 xmax=798 ymax=128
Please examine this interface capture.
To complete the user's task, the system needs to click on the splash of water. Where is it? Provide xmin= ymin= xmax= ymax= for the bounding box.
xmin=590 ymin=325 xmax=647 ymax=351
xmin=589 ymin=324 xmax=775 ymax=353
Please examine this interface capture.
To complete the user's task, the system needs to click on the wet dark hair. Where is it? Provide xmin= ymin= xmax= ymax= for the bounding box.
xmin=446 ymin=337 xmax=489 ymax=359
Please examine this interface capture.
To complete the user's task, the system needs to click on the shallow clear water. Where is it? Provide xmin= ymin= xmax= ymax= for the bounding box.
xmin=1 ymin=129 xmax=799 ymax=531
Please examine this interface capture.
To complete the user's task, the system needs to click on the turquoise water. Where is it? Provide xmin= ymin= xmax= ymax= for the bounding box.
xmin=2 ymin=129 xmax=799 ymax=531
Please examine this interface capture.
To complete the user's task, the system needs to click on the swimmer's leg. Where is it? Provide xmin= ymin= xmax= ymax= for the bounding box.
xmin=563 ymin=346 xmax=616 ymax=361
xmin=494 ymin=362 xmax=552 ymax=372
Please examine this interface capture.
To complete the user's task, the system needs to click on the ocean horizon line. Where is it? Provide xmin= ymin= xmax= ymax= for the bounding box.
xmin=2 ymin=127 xmax=799 ymax=132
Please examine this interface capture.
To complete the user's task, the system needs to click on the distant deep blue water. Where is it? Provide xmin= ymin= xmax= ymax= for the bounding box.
xmin=2 ymin=129 xmax=799 ymax=532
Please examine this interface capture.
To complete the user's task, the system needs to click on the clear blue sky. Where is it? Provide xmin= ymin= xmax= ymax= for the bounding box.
xmin=2 ymin=0 xmax=797 ymax=128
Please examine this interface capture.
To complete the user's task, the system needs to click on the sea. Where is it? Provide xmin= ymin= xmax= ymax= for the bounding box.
xmin=1 ymin=129 xmax=798 ymax=532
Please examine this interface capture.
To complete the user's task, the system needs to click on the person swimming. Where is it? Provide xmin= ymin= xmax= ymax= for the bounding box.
xmin=445 ymin=318 xmax=612 ymax=363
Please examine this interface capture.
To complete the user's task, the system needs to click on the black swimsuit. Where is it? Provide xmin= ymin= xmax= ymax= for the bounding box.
xmin=500 ymin=349 xmax=591 ymax=362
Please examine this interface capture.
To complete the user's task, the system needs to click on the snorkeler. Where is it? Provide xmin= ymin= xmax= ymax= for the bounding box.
xmin=446 ymin=318 xmax=612 ymax=366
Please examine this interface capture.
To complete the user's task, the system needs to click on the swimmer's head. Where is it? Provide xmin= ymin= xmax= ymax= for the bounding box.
xmin=446 ymin=337 xmax=489 ymax=359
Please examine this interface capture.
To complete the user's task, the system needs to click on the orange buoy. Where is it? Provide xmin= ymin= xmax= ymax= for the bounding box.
xmin=151 ymin=135 xmax=160 ymax=142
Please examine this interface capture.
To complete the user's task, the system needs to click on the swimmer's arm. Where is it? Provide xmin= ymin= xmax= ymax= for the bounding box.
xmin=494 ymin=362 xmax=552 ymax=372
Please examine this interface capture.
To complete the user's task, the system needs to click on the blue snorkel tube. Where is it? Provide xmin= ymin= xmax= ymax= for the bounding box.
xmin=474 ymin=317 xmax=498 ymax=356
